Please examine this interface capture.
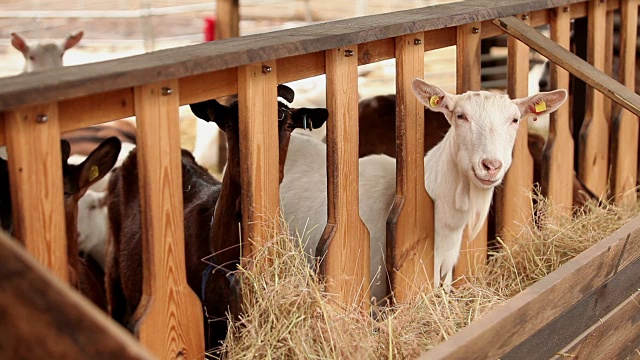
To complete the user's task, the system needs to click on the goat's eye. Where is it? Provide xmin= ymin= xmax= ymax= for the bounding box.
xmin=512 ymin=118 xmax=519 ymax=124
xmin=456 ymin=113 xmax=467 ymax=121
xmin=29 ymin=56 xmax=35 ymax=61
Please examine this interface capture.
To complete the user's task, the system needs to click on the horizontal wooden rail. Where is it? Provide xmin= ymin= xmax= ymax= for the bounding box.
xmin=0 ymin=230 xmax=155 ymax=360
xmin=0 ymin=0 xmax=604 ymax=111
xmin=422 ymin=215 xmax=640 ymax=359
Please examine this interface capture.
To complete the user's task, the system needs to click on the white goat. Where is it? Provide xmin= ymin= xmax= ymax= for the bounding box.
xmin=77 ymin=190 xmax=109 ymax=269
xmin=280 ymin=79 xmax=567 ymax=299
xmin=11 ymin=31 xmax=84 ymax=73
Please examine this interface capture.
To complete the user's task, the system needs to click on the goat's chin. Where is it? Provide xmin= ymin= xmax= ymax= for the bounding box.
xmin=471 ymin=171 xmax=502 ymax=189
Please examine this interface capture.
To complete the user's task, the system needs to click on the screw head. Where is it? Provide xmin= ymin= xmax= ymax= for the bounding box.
xmin=472 ymin=27 xmax=480 ymax=34
xmin=521 ymin=14 xmax=529 ymax=20
xmin=344 ymin=49 xmax=354 ymax=57
xmin=36 ymin=114 xmax=48 ymax=123
xmin=161 ymin=87 xmax=173 ymax=96
xmin=414 ymin=38 xmax=422 ymax=45
xmin=563 ymin=6 xmax=569 ymax=12
xmin=262 ymin=65 xmax=272 ymax=74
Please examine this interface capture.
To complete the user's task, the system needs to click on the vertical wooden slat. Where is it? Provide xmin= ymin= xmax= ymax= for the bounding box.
xmin=4 ymin=104 xmax=68 ymax=282
xmin=612 ymin=0 xmax=639 ymax=205
xmin=543 ymin=6 xmax=574 ymax=215
xmin=453 ymin=22 xmax=487 ymax=280
xmin=387 ymin=32 xmax=433 ymax=302
xmin=320 ymin=46 xmax=370 ymax=309
xmin=499 ymin=13 xmax=534 ymax=246
xmin=579 ymin=0 xmax=609 ymax=198
xmin=215 ymin=0 xmax=240 ymax=171
xmin=238 ymin=61 xmax=280 ymax=255
xmin=133 ymin=80 xmax=204 ymax=359
xmin=604 ymin=10 xmax=615 ymax=124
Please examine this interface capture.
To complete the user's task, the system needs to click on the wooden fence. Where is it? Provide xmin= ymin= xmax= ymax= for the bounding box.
xmin=0 ymin=0 xmax=639 ymax=358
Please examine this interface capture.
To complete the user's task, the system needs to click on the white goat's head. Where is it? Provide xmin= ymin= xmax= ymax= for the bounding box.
xmin=11 ymin=31 xmax=84 ymax=73
xmin=412 ymin=78 xmax=567 ymax=189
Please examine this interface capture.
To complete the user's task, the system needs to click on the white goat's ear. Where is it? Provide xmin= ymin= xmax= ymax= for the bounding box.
xmin=513 ymin=89 xmax=568 ymax=118
xmin=63 ymin=31 xmax=84 ymax=51
xmin=11 ymin=33 xmax=28 ymax=55
xmin=411 ymin=78 xmax=456 ymax=118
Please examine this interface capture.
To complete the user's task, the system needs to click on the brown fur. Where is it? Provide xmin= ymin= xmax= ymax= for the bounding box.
xmin=105 ymin=86 xmax=328 ymax=351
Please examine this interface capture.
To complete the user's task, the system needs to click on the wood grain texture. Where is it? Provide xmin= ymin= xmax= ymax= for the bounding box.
xmin=604 ymin=10 xmax=615 ymax=125
xmin=553 ymin=290 xmax=640 ymax=360
xmin=216 ymin=0 xmax=239 ymax=40
xmin=543 ymin=6 xmax=574 ymax=215
xmin=422 ymin=215 xmax=640 ymax=359
xmin=0 ymin=2 xmax=622 ymax=147
xmin=132 ymin=80 xmax=205 ymax=360
xmin=611 ymin=0 xmax=639 ymax=206
xmin=4 ymin=103 xmax=68 ymax=282
xmin=0 ymin=0 xmax=600 ymax=111
xmin=453 ymin=22 xmax=488 ymax=281
xmin=578 ymin=0 xmax=609 ymax=198
xmin=0 ymin=230 xmax=155 ymax=360
xmin=238 ymin=61 xmax=281 ymax=255
xmin=318 ymin=46 xmax=371 ymax=309
xmin=492 ymin=16 xmax=640 ymax=118
xmin=386 ymin=33 xmax=433 ymax=302
xmin=498 ymin=13 xmax=534 ymax=246
xmin=503 ymin=244 xmax=640 ymax=359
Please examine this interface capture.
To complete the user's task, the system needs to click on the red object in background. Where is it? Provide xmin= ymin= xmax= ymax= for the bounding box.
xmin=204 ymin=16 xmax=216 ymax=41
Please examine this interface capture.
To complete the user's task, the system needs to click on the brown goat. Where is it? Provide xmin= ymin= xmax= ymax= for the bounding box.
xmin=105 ymin=85 xmax=329 ymax=351
xmin=356 ymin=94 xmax=596 ymax=207
xmin=0 ymin=137 xmax=121 ymax=311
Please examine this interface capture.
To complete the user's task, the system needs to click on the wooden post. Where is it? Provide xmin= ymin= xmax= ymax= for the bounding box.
xmin=3 ymin=103 xmax=68 ymax=282
xmin=453 ymin=22 xmax=487 ymax=280
xmin=237 ymin=61 xmax=280 ymax=255
xmin=498 ymin=13 xmax=534 ymax=246
xmin=611 ymin=0 xmax=639 ymax=206
xmin=133 ymin=80 xmax=205 ymax=359
xmin=543 ymin=6 xmax=574 ymax=215
xmin=320 ymin=45 xmax=371 ymax=309
xmin=604 ymin=10 xmax=615 ymax=125
xmin=215 ymin=0 xmax=240 ymax=174
xmin=387 ymin=32 xmax=434 ymax=302
xmin=579 ymin=0 xmax=609 ymax=199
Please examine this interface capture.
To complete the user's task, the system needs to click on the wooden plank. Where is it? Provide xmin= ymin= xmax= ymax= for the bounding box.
xmin=386 ymin=33 xmax=433 ymax=302
xmin=179 ymin=68 xmax=238 ymax=106
xmin=421 ymin=215 xmax=640 ymax=359
xmin=238 ymin=61 xmax=280 ymax=254
xmin=492 ymin=16 xmax=640 ymax=118
xmin=0 ymin=0 xmax=595 ymax=111
xmin=543 ymin=6 xmax=574 ymax=215
xmin=579 ymin=0 xmax=609 ymax=198
xmin=553 ymin=290 xmax=640 ymax=360
xmin=216 ymin=0 xmax=239 ymax=40
xmin=4 ymin=102 xmax=68 ymax=282
xmin=497 ymin=13 xmax=534 ymax=246
xmin=611 ymin=0 xmax=639 ymax=206
xmin=132 ymin=80 xmax=205 ymax=359
xmin=453 ymin=22 xmax=488 ymax=281
xmin=0 ymin=230 xmax=155 ymax=360
xmin=604 ymin=10 xmax=615 ymax=125
xmin=318 ymin=45 xmax=370 ymax=309
xmin=503 ymin=244 xmax=640 ymax=359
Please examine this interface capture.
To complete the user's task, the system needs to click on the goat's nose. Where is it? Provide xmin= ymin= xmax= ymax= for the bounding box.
xmin=538 ymin=78 xmax=549 ymax=91
xmin=481 ymin=159 xmax=502 ymax=175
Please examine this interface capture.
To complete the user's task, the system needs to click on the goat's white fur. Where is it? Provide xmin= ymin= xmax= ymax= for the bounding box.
xmin=77 ymin=190 xmax=108 ymax=269
xmin=280 ymin=79 xmax=567 ymax=298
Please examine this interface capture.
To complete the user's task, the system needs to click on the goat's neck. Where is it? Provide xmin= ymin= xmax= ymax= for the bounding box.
xmin=210 ymin=174 xmax=241 ymax=266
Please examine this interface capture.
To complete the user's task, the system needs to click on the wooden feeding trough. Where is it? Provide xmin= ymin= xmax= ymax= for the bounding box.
xmin=0 ymin=0 xmax=639 ymax=358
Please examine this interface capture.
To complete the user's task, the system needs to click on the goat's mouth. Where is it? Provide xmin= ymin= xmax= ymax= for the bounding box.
xmin=473 ymin=171 xmax=501 ymax=187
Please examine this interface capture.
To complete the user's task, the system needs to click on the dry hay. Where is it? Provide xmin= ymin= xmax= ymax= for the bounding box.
xmin=210 ymin=191 xmax=640 ymax=359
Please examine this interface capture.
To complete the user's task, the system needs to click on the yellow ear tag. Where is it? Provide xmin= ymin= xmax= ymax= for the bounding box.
xmin=429 ymin=95 xmax=440 ymax=108
xmin=534 ymin=100 xmax=547 ymax=113
xmin=88 ymin=165 xmax=99 ymax=182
